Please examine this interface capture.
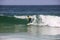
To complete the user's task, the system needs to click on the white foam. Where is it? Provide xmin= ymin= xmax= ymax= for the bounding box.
xmin=41 ymin=15 xmax=60 ymax=27
xmin=31 ymin=15 xmax=60 ymax=27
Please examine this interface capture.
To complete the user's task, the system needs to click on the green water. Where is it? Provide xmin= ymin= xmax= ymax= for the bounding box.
xmin=0 ymin=16 xmax=28 ymax=33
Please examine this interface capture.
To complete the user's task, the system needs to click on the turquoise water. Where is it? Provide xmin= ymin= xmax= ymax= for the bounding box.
xmin=0 ymin=16 xmax=28 ymax=33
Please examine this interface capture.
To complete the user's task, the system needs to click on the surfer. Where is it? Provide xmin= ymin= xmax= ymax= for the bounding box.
xmin=27 ymin=16 xmax=32 ymax=23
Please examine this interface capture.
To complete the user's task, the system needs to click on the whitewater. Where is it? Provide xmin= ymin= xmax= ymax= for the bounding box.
xmin=14 ymin=15 xmax=60 ymax=27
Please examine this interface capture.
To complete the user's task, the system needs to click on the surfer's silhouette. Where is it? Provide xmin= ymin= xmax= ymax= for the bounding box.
xmin=27 ymin=16 xmax=32 ymax=23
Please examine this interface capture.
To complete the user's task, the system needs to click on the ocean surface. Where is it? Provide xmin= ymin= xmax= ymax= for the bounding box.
xmin=0 ymin=5 xmax=60 ymax=40
xmin=0 ymin=5 xmax=60 ymax=16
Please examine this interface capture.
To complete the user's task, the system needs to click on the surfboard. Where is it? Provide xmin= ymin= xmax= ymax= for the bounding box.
xmin=27 ymin=23 xmax=33 ymax=25
xmin=27 ymin=23 xmax=47 ymax=26
xmin=27 ymin=23 xmax=38 ymax=25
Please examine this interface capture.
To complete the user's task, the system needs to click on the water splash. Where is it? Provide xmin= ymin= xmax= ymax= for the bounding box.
xmin=32 ymin=15 xmax=60 ymax=27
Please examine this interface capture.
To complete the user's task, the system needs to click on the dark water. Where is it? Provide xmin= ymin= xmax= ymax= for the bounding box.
xmin=0 ymin=5 xmax=60 ymax=16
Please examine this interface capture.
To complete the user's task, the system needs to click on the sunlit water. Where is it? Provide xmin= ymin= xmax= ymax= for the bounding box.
xmin=0 ymin=15 xmax=60 ymax=40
